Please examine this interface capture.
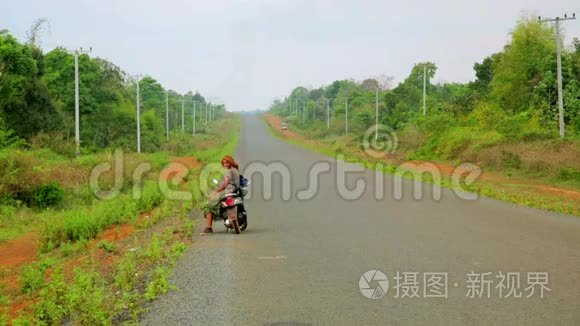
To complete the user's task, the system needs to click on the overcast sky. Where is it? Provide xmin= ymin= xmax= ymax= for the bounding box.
xmin=3 ymin=0 xmax=579 ymax=111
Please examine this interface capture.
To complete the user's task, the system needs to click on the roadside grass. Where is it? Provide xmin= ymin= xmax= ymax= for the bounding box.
xmin=2 ymin=113 xmax=241 ymax=324
xmin=13 ymin=215 xmax=191 ymax=325
xmin=263 ymin=114 xmax=580 ymax=216
xmin=40 ymin=181 xmax=164 ymax=252
xmin=96 ymin=240 xmax=116 ymax=253
xmin=0 ymin=150 xmax=171 ymax=242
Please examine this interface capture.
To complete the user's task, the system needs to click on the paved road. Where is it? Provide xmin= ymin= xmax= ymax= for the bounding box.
xmin=142 ymin=114 xmax=580 ymax=325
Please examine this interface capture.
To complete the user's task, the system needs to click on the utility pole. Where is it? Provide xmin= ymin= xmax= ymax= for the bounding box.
xmin=423 ymin=64 xmax=427 ymax=116
xmin=165 ymin=91 xmax=169 ymax=141
xmin=134 ymin=75 xmax=142 ymax=153
xmin=74 ymin=51 xmax=80 ymax=155
xmin=295 ymin=99 xmax=298 ymax=116
xmin=193 ymin=101 xmax=196 ymax=136
xmin=345 ymin=98 xmax=349 ymax=136
xmin=313 ymin=101 xmax=316 ymax=121
xmin=200 ymin=102 xmax=203 ymax=123
xmin=375 ymin=87 xmax=379 ymax=141
xmin=181 ymin=98 xmax=185 ymax=132
xmin=72 ymin=47 xmax=91 ymax=156
xmin=539 ymin=13 xmax=576 ymax=138
xmin=205 ymin=103 xmax=209 ymax=125
xmin=326 ymin=98 xmax=330 ymax=129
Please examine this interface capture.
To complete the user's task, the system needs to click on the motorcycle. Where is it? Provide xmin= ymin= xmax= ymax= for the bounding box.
xmin=212 ymin=176 xmax=249 ymax=234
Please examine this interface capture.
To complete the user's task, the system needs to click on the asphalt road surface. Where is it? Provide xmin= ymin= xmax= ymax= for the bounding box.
xmin=142 ymin=114 xmax=580 ymax=325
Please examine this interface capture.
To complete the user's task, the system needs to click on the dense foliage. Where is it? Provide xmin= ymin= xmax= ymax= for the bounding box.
xmin=271 ymin=18 xmax=580 ymax=141
xmin=0 ymin=29 xmax=225 ymax=155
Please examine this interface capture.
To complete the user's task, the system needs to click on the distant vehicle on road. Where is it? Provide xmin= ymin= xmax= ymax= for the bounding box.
xmin=281 ymin=122 xmax=288 ymax=130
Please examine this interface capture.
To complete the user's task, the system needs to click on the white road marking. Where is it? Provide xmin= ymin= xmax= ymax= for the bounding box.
xmin=257 ymin=256 xmax=288 ymax=260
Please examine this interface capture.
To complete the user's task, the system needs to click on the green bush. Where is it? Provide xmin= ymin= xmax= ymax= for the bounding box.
xmin=470 ymin=102 xmax=506 ymax=130
xmin=436 ymin=128 xmax=474 ymax=159
xmin=0 ymin=128 xmax=25 ymax=150
xmin=68 ymin=269 xmax=108 ymax=324
xmin=145 ymin=267 xmax=173 ymax=301
xmin=415 ymin=111 xmax=456 ymax=135
xmin=501 ymin=151 xmax=522 ymax=169
xmin=20 ymin=264 xmax=46 ymax=293
xmin=32 ymin=182 xmax=65 ymax=208
xmin=33 ymin=269 xmax=68 ymax=324
xmin=30 ymin=132 xmax=76 ymax=157
xmin=114 ymin=253 xmax=138 ymax=292
xmin=41 ymin=180 xmax=163 ymax=248
xmin=471 ymin=131 xmax=505 ymax=151
xmin=97 ymin=240 xmax=116 ymax=253
xmin=558 ymin=168 xmax=580 ymax=182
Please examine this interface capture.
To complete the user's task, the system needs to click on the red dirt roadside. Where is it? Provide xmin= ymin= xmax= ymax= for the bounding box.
xmin=0 ymin=155 xmax=202 ymax=319
xmin=0 ymin=232 xmax=38 ymax=270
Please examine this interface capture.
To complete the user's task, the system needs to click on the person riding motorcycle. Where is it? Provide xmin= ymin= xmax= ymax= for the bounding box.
xmin=201 ymin=155 xmax=240 ymax=235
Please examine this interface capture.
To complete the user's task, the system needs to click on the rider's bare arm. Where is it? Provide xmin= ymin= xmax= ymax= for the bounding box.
xmin=215 ymin=175 xmax=231 ymax=193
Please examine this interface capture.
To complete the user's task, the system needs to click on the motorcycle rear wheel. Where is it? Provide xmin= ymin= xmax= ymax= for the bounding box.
xmin=232 ymin=218 xmax=241 ymax=234
xmin=239 ymin=212 xmax=248 ymax=231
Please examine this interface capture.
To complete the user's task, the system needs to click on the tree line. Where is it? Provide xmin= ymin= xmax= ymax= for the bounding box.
xmin=0 ymin=21 xmax=223 ymax=155
xmin=271 ymin=17 xmax=580 ymax=141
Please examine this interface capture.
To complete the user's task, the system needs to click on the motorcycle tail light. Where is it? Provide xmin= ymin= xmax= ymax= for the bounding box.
xmin=225 ymin=197 xmax=235 ymax=207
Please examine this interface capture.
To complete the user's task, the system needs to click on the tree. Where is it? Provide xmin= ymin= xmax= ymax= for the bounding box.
xmin=25 ymin=18 xmax=50 ymax=48
xmin=0 ymin=28 xmax=219 ymax=151
xmin=473 ymin=53 xmax=502 ymax=92
xmin=140 ymin=76 xmax=165 ymax=114
xmin=491 ymin=18 xmax=556 ymax=116
xmin=361 ymin=78 xmax=379 ymax=92
xmin=0 ymin=33 xmax=62 ymax=138
xmin=0 ymin=34 xmax=37 ymax=107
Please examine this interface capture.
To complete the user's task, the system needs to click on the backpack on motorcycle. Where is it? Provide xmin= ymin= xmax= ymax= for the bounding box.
xmin=240 ymin=175 xmax=248 ymax=188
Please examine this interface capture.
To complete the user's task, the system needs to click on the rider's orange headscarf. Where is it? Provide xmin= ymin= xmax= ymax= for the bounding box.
xmin=221 ymin=155 xmax=239 ymax=170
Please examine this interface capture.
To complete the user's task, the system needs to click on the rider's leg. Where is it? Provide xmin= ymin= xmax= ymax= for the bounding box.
xmin=205 ymin=211 xmax=213 ymax=229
